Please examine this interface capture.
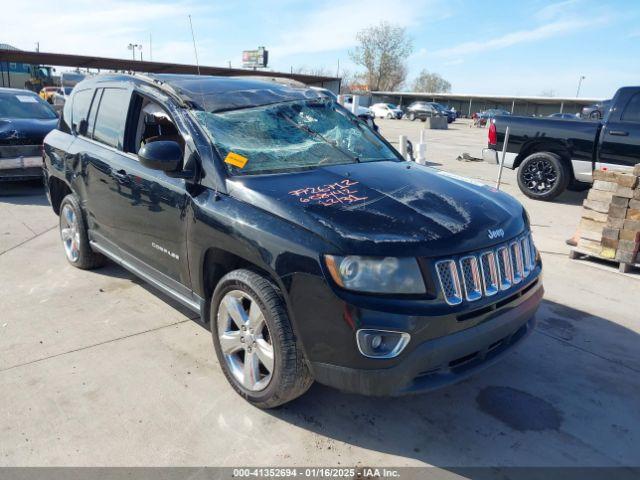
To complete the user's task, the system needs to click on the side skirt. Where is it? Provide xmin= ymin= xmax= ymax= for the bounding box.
xmin=89 ymin=235 xmax=203 ymax=315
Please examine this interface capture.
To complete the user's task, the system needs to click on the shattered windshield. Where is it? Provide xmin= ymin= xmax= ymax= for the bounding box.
xmin=193 ymin=99 xmax=400 ymax=175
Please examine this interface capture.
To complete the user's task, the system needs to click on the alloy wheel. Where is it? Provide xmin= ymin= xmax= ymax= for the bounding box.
xmin=60 ymin=204 xmax=80 ymax=263
xmin=217 ymin=290 xmax=274 ymax=391
xmin=521 ymin=159 xmax=558 ymax=194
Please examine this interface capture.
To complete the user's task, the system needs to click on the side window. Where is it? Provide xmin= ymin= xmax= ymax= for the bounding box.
xmin=92 ymin=88 xmax=131 ymax=149
xmin=59 ymin=92 xmax=73 ymax=133
xmin=130 ymin=95 xmax=185 ymax=155
xmin=621 ymin=93 xmax=640 ymax=123
xmin=71 ymin=89 xmax=94 ymax=133
xmin=87 ymin=89 xmax=103 ymax=137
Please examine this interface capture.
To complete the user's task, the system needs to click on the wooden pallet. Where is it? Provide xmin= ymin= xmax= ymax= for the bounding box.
xmin=569 ymin=248 xmax=640 ymax=274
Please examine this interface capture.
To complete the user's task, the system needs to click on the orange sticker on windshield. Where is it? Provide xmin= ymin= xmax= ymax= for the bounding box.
xmin=224 ymin=152 xmax=248 ymax=168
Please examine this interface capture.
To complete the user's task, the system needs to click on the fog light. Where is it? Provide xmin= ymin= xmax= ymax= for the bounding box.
xmin=356 ymin=329 xmax=410 ymax=359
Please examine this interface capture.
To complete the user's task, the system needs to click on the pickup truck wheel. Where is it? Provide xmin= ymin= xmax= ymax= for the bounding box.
xmin=517 ymin=152 xmax=570 ymax=201
xmin=211 ymin=269 xmax=313 ymax=408
xmin=58 ymin=194 xmax=105 ymax=269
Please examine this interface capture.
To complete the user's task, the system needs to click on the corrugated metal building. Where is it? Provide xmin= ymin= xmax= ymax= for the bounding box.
xmin=367 ymin=91 xmax=604 ymax=116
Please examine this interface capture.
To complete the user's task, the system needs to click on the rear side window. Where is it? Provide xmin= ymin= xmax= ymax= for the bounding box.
xmin=71 ymin=89 xmax=94 ymax=132
xmin=60 ymin=93 xmax=73 ymax=133
xmin=92 ymin=88 xmax=131 ymax=149
xmin=621 ymin=93 xmax=640 ymax=123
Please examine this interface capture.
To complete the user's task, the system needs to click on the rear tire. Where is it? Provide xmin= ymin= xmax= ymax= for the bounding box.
xmin=517 ymin=152 xmax=570 ymax=201
xmin=59 ymin=194 xmax=105 ymax=269
xmin=210 ymin=269 xmax=313 ymax=408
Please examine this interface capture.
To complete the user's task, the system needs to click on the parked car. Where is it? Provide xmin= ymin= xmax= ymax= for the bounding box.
xmin=431 ymin=102 xmax=456 ymax=123
xmin=52 ymin=86 xmax=73 ymax=112
xmin=548 ymin=113 xmax=579 ymax=120
xmin=370 ymin=103 xmax=403 ymax=119
xmin=405 ymin=101 xmax=449 ymax=122
xmin=479 ymin=109 xmax=511 ymax=120
xmin=0 ymin=87 xmax=58 ymax=180
xmin=39 ymin=86 xmax=59 ymax=104
xmin=483 ymin=86 xmax=640 ymax=200
xmin=43 ymin=74 xmax=542 ymax=408
xmin=581 ymin=100 xmax=611 ymax=120
xmin=340 ymin=94 xmax=371 ymax=116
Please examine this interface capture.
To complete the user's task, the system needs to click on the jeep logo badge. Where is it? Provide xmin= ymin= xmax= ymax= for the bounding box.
xmin=488 ymin=228 xmax=505 ymax=239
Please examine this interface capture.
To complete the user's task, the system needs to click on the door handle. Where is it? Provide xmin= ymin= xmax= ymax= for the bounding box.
xmin=609 ymin=130 xmax=629 ymax=136
xmin=113 ymin=169 xmax=127 ymax=179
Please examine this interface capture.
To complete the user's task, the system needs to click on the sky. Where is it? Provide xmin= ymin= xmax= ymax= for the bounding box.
xmin=2 ymin=0 xmax=639 ymax=98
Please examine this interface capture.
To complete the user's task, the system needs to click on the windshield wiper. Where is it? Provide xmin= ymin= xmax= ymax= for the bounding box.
xmin=277 ymin=112 xmax=360 ymax=164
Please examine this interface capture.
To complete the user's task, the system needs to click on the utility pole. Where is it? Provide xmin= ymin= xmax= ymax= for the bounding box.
xmin=149 ymin=33 xmax=153 ymax=61
xmin=35 ymin=42 xmax=39 ymax=52
xmin=128 ymin=43 xmax=142 ymax=61
xmin=576 ymin=75 xmax=586 ymax=97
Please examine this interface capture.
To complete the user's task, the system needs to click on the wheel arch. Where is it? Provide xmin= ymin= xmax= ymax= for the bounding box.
xmin=199 ymin=247 xmax=287 ymax=326
xmin=48 ymin=176 xmax=72 ymax=215
xmin=514 ymin=140 xmax=573 ymax=173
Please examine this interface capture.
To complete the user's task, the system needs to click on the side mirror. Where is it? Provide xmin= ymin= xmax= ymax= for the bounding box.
xmin=138 ymin=141 xmax=182 ymax=172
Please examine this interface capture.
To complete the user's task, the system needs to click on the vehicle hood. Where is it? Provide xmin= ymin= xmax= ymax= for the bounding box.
xmin=0 ymin=118 xmax=58 ymax=145
xmin=227 ymin=161 xmax=527 ymax=257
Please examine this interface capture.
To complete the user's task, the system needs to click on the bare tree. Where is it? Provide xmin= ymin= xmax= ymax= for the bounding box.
xmin=292 ymin=66 xmax=333 ymax=77
xmin=349 ymin=22 xmax=413 ymax=92
xmin=337 ymin=69 xmax=365 ymax=94
xmin=412 ymin=70 xmax=451 ymax=93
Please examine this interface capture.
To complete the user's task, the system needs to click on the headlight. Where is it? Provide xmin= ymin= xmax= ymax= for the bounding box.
xmin=324 ymin=255 xmax=426 ymax=294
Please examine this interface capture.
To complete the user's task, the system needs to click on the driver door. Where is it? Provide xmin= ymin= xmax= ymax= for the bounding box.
xmin=113 ymin=92 xmax=193 ymax=291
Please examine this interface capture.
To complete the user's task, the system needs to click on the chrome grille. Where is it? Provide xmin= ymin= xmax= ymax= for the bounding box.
xmin=510 ymin=241 xmax=524 ymax=284
xmin=459 ymin=256 xmax=482 ymax=301
xmin=496 ymin=246 xmax=512 ymax=290
xmin=435 ymin=233 xmax=537 ymax=304
xmin=520 ymin=236 xmax=532 ymax=276
xmin=479 ymin=251 xmax=499 ymax=296
xmin=435 ymin=260 xmax=463 ymax=305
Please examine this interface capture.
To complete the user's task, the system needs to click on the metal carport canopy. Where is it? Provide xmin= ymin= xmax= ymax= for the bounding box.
xmin=0 ymin=49 xmax=340 ymax=87
xmin=371 ymin=91 xmax=603 ymax=105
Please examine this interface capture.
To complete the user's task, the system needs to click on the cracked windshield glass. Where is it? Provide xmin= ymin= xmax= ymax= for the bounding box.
xmin=193 ymin=99 xmax=399 ymax=175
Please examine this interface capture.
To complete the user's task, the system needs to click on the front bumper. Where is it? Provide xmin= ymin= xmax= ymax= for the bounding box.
xmin=308 ymin=281 xmax=542 ymax=396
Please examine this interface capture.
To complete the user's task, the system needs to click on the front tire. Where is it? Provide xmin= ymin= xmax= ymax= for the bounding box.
xmin=408 ymin=112 xmax=416 ymax=121
xmin=517 ymin=152 xmax=570 ymax=201
xmin=59 ymin=194 xmax=105 ymax=269
xmin=210 ymin=269 xmax=313 ymax=408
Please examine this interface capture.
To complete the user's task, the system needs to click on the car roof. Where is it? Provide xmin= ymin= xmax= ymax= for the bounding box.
xmin=74 ymin=73 xmax=322 ymax=112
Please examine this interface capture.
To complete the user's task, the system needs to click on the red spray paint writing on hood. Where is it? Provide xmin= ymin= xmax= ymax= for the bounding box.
xmin=289 ymin=179 xmax=368 ymax=207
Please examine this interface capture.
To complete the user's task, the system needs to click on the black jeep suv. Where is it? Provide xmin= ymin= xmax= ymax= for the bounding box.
xmin=43 ymin=74 xmax=543 ymax=408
